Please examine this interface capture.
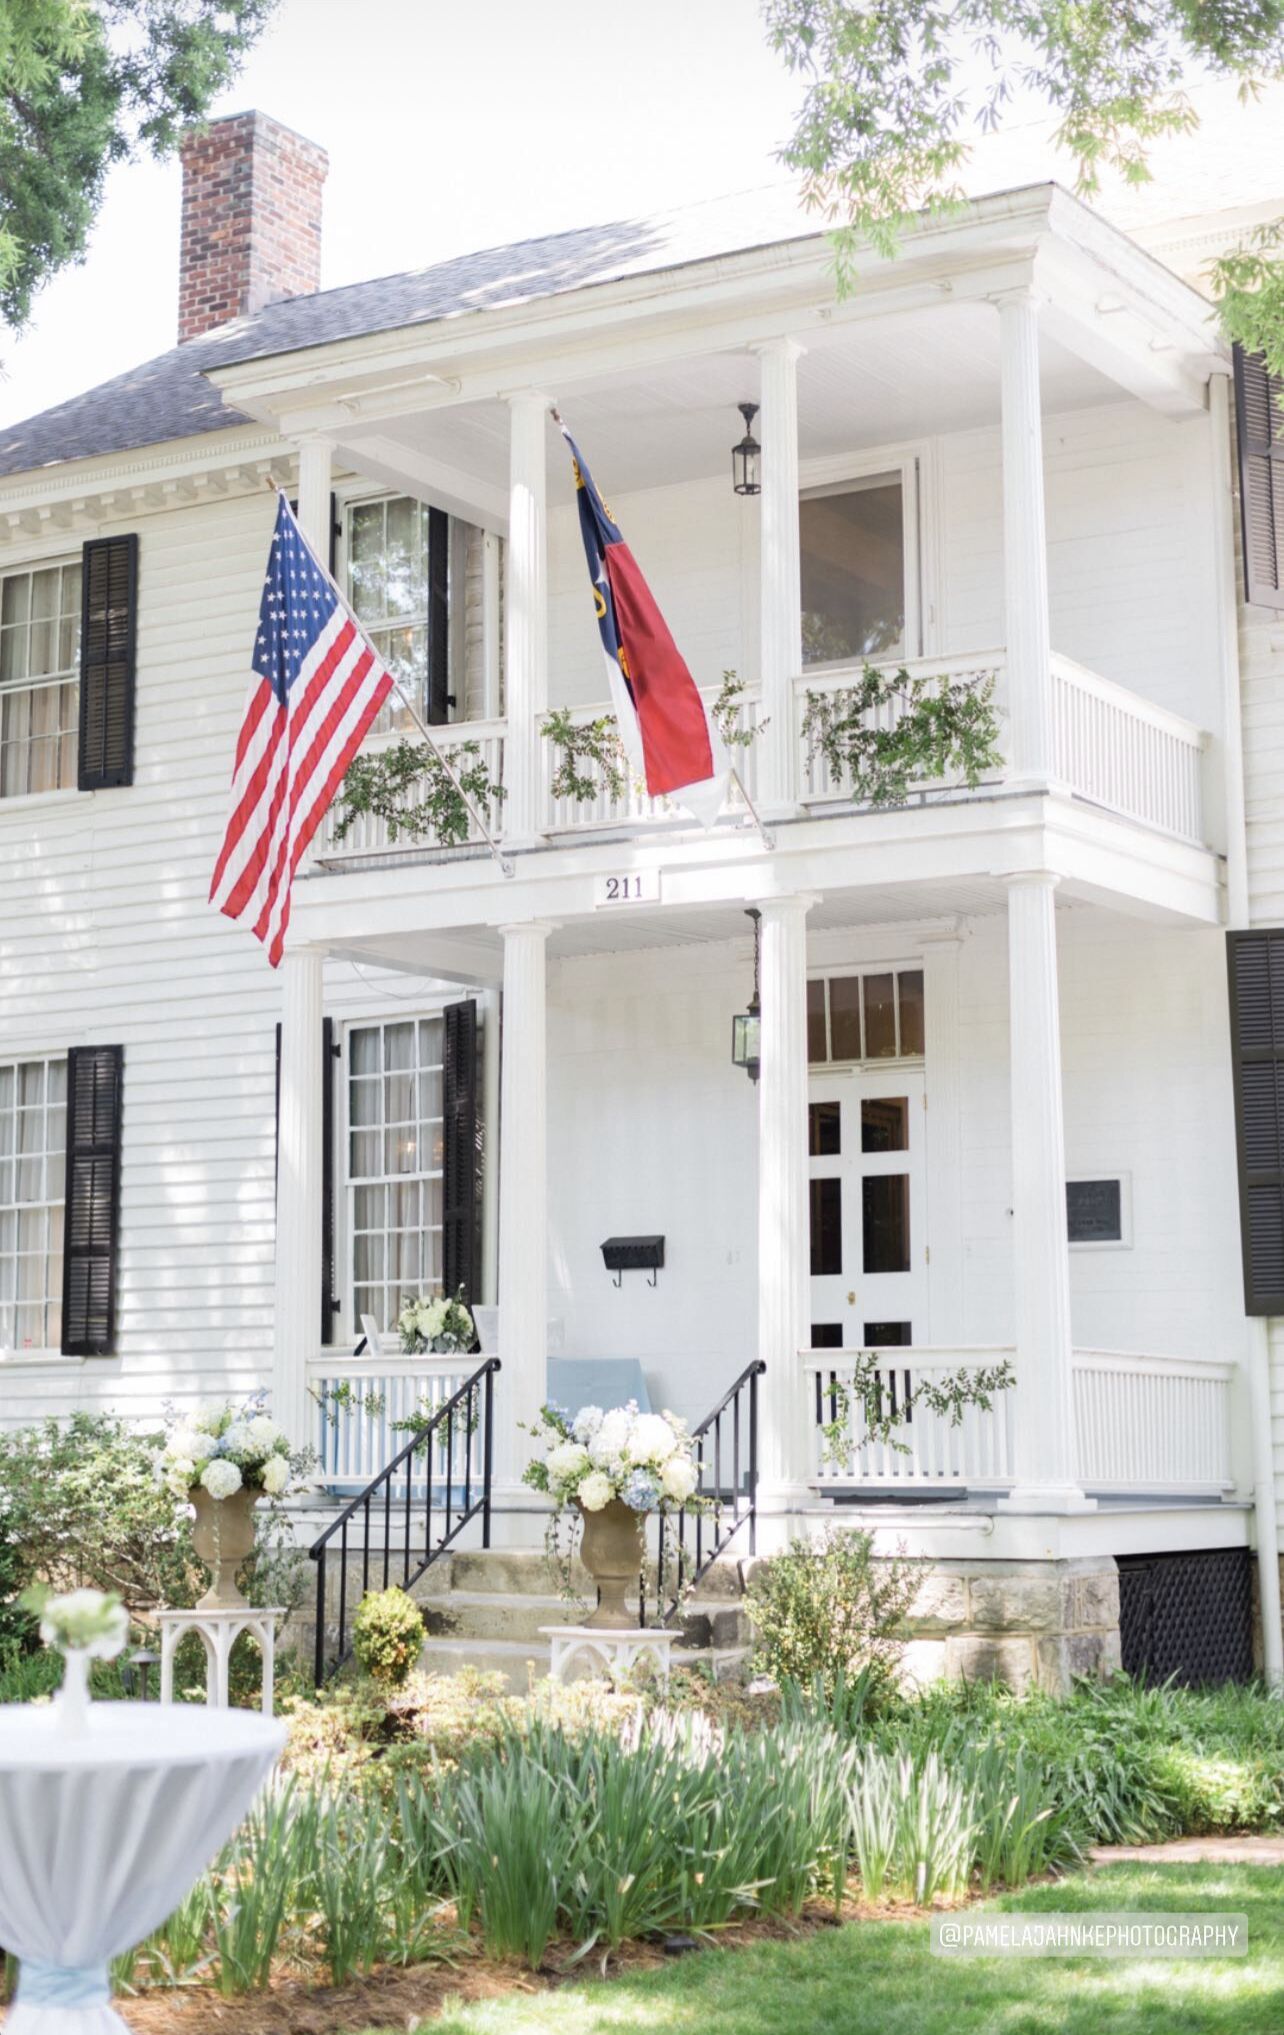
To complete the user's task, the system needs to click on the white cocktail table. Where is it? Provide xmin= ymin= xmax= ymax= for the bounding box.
xmin=540 ymin=1624 xmax=680 ymax=1687
xmin=0 ymin=1700 xmax=285 ymax=2033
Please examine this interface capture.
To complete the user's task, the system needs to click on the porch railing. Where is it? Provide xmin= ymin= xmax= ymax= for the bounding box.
xmin=308 ymin=1355 xmax=500 ymax=1683
xmin=308 ymin=1353 xmax=475 ymax=1494
xmin=1050 ymin=655 xmax=1206 ymax=844
xmin=539 ymin=685 xmax=762 ymax=836
xmin=804 ymin=1346 xmax=1233 ymax=1494
xmin=793 ymin=650 xmax=1008 ymax=806
xmin=310 ymin=717 xmax=506 ymax=867
xmin=644 ymin=1359 xmax=765 ymax=1627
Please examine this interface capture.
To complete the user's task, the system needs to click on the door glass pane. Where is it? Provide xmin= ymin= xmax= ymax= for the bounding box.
xmin=809 ymin=1100 xmax=841 ymax=1156
xmin=809 ymin=1177 xmax=842 ymax=1276
xmin=830 ymin=975 xmax=862 ymax=1060
xmin=799 ymin=478 xmax=905 ymax=665
xmin=864 ymin=1321 xmax=911 ymax=1347
xmin=898 ymin=970 xmax=925 ymax=1056
xmin=861 ymin=1097 xmax=908 ymax=1153
xmin=806 ymin=979 xmax=828 ymax=1062
xmin=863 ymin=1174 xmax=910 ymax=1273
xmin=864 ymin=974 xmax=896 ymax=1058
xmin=810 ymin=1323 xmax=844 ymax=1349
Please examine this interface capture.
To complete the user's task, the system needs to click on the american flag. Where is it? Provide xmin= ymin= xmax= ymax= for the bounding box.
xmin=209 ymin=494 xmax=393 ymax=966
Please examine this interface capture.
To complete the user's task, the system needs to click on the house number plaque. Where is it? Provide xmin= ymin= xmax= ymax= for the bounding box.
xmin=594 ymin=871 xmax=661 ymax=908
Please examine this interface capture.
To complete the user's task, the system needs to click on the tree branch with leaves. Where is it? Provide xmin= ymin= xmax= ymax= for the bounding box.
xmin=801 ymin=662 xmax=1002 ymax=803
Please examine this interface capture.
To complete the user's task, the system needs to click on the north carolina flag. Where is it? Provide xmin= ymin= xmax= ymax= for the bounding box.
xmin=561 ymin=424 xmax=729 ymax=826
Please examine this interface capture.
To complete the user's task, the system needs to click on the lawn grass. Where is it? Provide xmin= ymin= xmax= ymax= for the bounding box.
xmin=355 ymin=1865 xmax=1284 ymax=2035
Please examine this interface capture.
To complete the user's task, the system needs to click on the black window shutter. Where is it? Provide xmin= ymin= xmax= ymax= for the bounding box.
xmin=78 ymin=534 xmax=138 ymax=789
xmin=426 ymin=506 xmax=451 ymax=724
xmin=274 ymin=1018 xmax=338 ymax=1343
xmin=61 ymin=1045 xmax=123 ymax=1356
xmin=1233 ymin=345 xmax=1284 ymax=611
xmin=1227 ymin=930 xmax=1284 ymax=1312
xmin=442 ymin=998 xmax=480 ymax=1305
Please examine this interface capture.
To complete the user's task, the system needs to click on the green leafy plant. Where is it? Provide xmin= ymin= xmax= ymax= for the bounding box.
xmin=712 ymin=669 xmax=765 ymax=749
xmin=352 ymin=1585 xmax=426 ymax=1689
xmin=745 ymin=1528 xmax=921 ymax=1704
xmin=334 ymin=737 xmax=504 ymax=849
xmin=815 ymin=1350 xmax=1015 ymax=1466
xmin=541 ymin=706 xmax=630 ymax=803
xmin=800 ymin=663 xmax=1002 ymax=805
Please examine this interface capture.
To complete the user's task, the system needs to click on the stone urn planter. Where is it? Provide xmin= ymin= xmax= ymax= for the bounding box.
xmin=191 ymin=1485 xmax=260 ymax=1611
xmin=576 ymin=1498 xmax=645 ymax=1628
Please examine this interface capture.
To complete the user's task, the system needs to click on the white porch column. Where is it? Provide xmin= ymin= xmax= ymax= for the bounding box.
xmin=753 ymin=338 xmax=804 ymax=815
xmin=1000 ymin=873 xmax=1093 ymax=1512
xmin=494 ymin=921 xmax=554 ymax=1492
xmin=296 ymin=437 xmax=333 ymax=556
xmin=502 ymin=393 xmax=549 ymax=846
xmin=755 ymin=892 xmax=819 ymax=1510
xmin=997 ymin=289 xmax=1054 ymax=782
xmin=273 ymin=945 xmax=324 ymax=1450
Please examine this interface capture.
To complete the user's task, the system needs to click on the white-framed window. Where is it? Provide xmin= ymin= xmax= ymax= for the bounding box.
xmin=346 ymin=1016 xmax=445 ymax=1332
xmin=807 ymin=968 xmax=925 ymax=1065
xmin=343 ymin=493 xmax=502 ymax=732
xmin=799 ymin=451 xmax=922 ymax=669
xmin=0 ymin=559 xmax=81 ymax=797
xmin=0 ymin=1056 xmax=66 ymax=1352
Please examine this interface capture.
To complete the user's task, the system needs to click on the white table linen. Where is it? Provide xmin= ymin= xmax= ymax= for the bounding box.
xmin=0 ymin=1701 xmax=285 ymax=2034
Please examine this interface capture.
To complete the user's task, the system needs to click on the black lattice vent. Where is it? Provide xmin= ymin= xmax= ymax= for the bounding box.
xmin=1118 ymin=1548 xmax=1253 ymax=1687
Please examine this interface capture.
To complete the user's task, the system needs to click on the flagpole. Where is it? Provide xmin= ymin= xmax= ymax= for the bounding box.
xmin=730 ymin=765 xmax=776 ymax=851
xmin=269 ymin=481 xmax=515 ymax=879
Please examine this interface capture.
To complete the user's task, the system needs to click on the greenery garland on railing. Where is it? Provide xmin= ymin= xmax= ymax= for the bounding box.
xmin=540 ymin=707 xmax=630 ymax=803
xmin=800 ymin=664 xmax=1002 ymax=805
xmin=816 ymin=1352 xmax=1015 ymax=1468
xmin=332 ymin=738 xmax=504 ymax=849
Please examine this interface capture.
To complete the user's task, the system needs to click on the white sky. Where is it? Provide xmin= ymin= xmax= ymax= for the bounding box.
xmin=0 ymin=0 xmax=806 ymax=427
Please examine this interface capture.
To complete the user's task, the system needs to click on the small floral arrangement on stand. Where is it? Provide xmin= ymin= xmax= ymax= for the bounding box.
xmin=20 ymin=1585 xmax=129 ymax=1735
xmin=157 ymin=1393 xmax=308 ymax=1612
xmin=524 ymin=1402 xmax=703 ymax=1628
xmin=396 ymin=1288 xmax=476 ymax=1356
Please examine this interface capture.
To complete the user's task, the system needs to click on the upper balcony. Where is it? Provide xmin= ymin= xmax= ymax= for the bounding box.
xmin=207 ymin=182 xmax=1231 ymax=930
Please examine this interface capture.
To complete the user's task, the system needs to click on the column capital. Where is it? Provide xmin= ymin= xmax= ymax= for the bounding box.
xmin=750 ymin=889 xmax=821 ymax=920
xmin=502 ymin=387 xmax=555 ymax=412
xmin=988 ymin=277 xmax=1045 ymax=314
xmin=1003 ymin=869 xmax=1061 ymax=895
xmin=498 ymin=918 xmax=558 ymax=940
xmin=750 ymin=335 xmax=806 ymax=365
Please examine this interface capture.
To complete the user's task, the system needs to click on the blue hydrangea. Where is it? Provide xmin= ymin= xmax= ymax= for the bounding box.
xmin=622 ymin=1469 xmax=661 ymax=1512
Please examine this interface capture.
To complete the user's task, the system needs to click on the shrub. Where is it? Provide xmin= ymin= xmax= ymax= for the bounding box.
xmin=745 ymin=1528 xmax=919 ymax=1703
xmin=352 ymin=1586 xmax=425 ymax=1688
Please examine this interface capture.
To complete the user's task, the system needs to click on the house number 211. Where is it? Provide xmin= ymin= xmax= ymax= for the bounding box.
xmin=594 ymin=871 xmax=660 ymax=908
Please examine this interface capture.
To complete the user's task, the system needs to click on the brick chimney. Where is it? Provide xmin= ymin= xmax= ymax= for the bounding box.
xmin=178 ymin=111 xmax=328 ymax=343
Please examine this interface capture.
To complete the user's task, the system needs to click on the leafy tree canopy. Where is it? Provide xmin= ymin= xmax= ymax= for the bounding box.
xmin=764 ymin=0 xmax=1284 ymax=366
xmin=0 ymin=0 xmax=277 ymax=329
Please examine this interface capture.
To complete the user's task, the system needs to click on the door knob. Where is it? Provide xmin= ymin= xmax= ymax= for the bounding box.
xmin=846 ymin=1291 xmax=856 ymax=1306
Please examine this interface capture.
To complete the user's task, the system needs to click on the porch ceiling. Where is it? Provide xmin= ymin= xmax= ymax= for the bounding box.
xmin=343 ymin=302 xmax=1125 ymax=509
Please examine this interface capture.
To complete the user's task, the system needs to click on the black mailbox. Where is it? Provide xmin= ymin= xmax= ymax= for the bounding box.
xmin=600 ymin=1235 xmax=665 ymax=1286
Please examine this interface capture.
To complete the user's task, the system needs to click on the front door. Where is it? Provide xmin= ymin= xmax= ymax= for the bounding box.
xmin=808 ymin=1068 xmax=927 ymax=1350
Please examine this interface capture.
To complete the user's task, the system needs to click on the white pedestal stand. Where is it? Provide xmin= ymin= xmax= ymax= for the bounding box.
xmin=540 ymin=1624 xmax=680 ymax=1688
xmin=156 ymin=1606 xmax=285 ymax=1713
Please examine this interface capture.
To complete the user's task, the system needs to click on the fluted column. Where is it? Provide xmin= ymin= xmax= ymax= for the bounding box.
xmin=494 ymin=921 xmax=554 ymax=1490
xmin=273 ymin=945 xmax=324 ymax=1450
xmin=502 ymin=393 xmax=549 ymax=845
xmin=295 ymin=437 xmax=332 ymax=557
xmin=755 ymin=892 xmax=818 ymax=1507
xmin=999 ymin=873 xmax=1093 ymax=1511
xmin=753 ymin=338 xmax=804 ymax=815
xmin=997 ymin=289 xmax=1053 ymax=782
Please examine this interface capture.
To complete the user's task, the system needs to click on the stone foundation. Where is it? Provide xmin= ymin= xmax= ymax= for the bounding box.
xmin=895 ymin=1556 xmax=1122 ymax=1695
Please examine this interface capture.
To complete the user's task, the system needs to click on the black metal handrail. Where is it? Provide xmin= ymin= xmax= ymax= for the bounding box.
xmin=309 ymin=1355 xmax=500 ymax=1683
xmin=646 ymin=1359 xmax=765 ymax=1627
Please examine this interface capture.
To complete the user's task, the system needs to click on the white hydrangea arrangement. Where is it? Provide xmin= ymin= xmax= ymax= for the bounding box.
xmin=523 ymin=1400 xmax=701 ymax=1514
xmin=24 ymin=1586 xmax=129 ymax=1660
xmin=158 ymin=1392 xmax=298 ymax=1503
xmin=396 ymin=1289 xmax=475 ymax=1356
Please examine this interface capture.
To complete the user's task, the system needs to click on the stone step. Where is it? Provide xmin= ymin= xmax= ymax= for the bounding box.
xmin=448 ymin=1547 xmax=751 ymax=1600
xmin=417 ymin=1632 xmax=752 ymax=1694
xmin=421 ymin=1588 xmax=750 ymax=1650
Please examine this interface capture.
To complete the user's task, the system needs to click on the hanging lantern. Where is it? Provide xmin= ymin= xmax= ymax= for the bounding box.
xmin=731 ymin=402 xmax=761 ymax=497
xmin=731 ymin=908 xmax=762 ymax=1081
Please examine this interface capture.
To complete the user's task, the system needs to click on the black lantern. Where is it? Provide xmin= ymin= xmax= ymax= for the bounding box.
xmin=731 ymin=908 xmax=762 ymax=1081
xmin=732 ymin=402 xmax=761 ymax=496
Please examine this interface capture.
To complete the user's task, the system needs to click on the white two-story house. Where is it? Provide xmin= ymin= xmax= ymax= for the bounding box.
xmin=4 ymin=104 xmax=1284 ymax=1690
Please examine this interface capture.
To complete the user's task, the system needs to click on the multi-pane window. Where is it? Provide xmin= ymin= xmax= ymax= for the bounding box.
xmin=800 ymin=475 xmax=906 ymax=667
xmin=807 ymin=969 xmax=925 ymax=1064
xmin=346 ymin=495 xmax=499 ymax=732
xmin=0 ymin=560 xmax=81 ymax=797
xmin=348 ymin=1018 xmax=444 ymax=1331
xmin=0 ymin=1057 xmax=66 ymax=1352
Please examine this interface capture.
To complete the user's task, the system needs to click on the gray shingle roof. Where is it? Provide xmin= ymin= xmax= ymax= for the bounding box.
xmin=0 ymin=188 xmax=817 ymax=481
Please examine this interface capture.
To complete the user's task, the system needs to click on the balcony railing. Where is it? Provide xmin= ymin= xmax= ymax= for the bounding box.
xmin=308 ymin=649 xmax=1209 ymax=869
xmin=308 ymin=1352 xmax=474 ymax=1493
xmin=802 ymin=1346 xmax=1233 ymax=1495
